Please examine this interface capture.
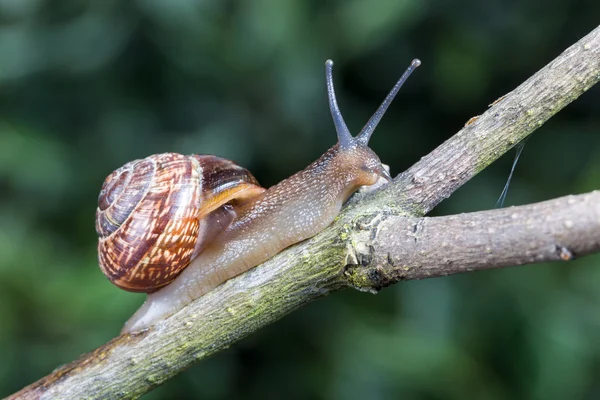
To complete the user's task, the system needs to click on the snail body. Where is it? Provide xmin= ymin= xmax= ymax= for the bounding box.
xmin=96 ymin=59 xmax=421 ymax=333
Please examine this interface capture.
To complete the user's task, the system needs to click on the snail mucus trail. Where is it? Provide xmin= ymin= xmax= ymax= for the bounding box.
xmin=96 ymin=59 xmax=421 ymax=333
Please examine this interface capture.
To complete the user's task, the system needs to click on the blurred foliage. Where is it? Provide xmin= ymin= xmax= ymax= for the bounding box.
xmin=1 ymin=0 xmax=599 ymax=399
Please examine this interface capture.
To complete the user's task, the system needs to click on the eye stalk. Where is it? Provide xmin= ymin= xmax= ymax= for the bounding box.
xmin=326 ymin=58 xmax=421 ymax=149
xmin=325 ymin=60 xmax=353 ymax=149
xmin=356 ymin=59 xmax=421 ymax=146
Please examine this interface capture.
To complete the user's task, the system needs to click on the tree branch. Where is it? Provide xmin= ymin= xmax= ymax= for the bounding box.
xmin=344 ymin=191 xmax=600 ymax=291
xmin=348 ymin=24 xmax=600 ymax=217
xmin=8 ymin=26 xmax=600 ymax=400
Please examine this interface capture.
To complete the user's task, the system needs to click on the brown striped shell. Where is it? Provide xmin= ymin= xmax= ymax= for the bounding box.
xmin=95 ymin=153 xmax=265 ymax=292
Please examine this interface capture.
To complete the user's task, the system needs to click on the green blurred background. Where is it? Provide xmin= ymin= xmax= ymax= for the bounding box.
xmin=1 ymin=1 xmax=599 ymax=399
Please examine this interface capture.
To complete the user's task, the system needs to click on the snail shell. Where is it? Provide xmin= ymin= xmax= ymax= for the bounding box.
xmin=95 ymin=153 xmax=265 ymax=292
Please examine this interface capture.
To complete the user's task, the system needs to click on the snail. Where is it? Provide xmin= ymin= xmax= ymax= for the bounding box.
xmin=96 ymin=58 xmax=421 ymax=333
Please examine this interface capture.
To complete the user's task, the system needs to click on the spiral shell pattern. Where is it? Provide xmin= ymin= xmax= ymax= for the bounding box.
xmin=96 ymin=153 xmax=263 ymax=292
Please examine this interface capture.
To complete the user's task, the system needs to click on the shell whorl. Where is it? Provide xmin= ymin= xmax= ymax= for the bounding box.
xmin=96 ymin=153 xmax=263 ymax=292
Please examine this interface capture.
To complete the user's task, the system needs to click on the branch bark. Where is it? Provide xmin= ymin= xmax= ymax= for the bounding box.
xmin=344 ymin=191 xmax=600 ymax=291
xmin=348 ymin=24 xmax=600 ymax=217
xmin=8 ymin=25 xmax=600 ymax=400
